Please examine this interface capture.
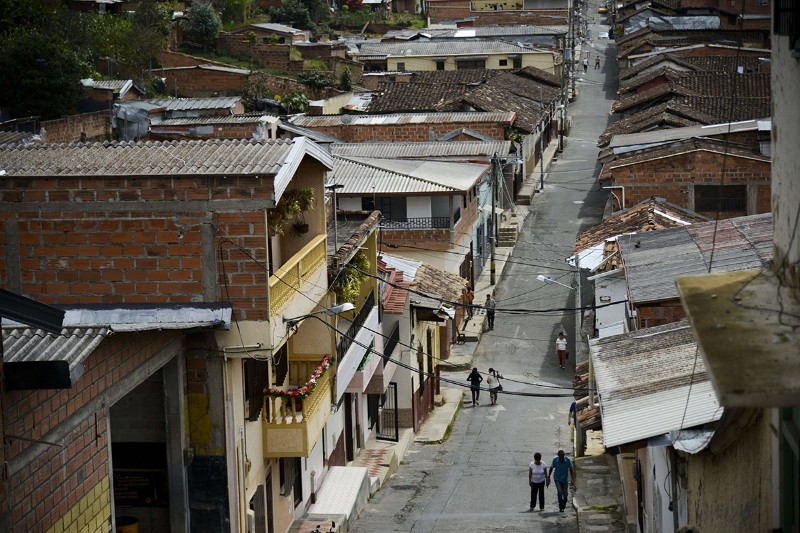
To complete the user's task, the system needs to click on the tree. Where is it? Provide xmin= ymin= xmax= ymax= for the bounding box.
xmin=270 ymin=0 xmax=312 ymax=30
xmin=130 ymin=1 xmax=172 ymax=71
xmin=182 ymin=1 xmax=222 ymax=51
xmin=339 ymin=68 xmax=352 ymax=91
xmin=221 ymin=0 xmax=253 ymax=24
xmin=0 ymin=31 xmax=88 ymax=120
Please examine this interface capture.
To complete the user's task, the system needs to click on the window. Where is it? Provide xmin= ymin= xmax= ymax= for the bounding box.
xmin=756 ymin=0 xmax=767 ymax=4
xmin=695 ymin=185 xmax=747 ymax=212
xmin=363 ymin=196 xmax=407 ymax=220
xmin=436 ymin=61 xmax=445 ymax=71
xmin=279 ymin=457 xmax=302 ymax=505
xmin=456 ymin=59 xmax=486 ymax=70
xmin=396 ymin=62 xmax=405 ymax=71
xmin=499 ymin=59 xmax=508 ymax=67
xmin=513 ymin=57 xmax=522 ymax=69
xmin=775 ymin=0 xmax=800 ymax=51
xmin=244 ymin=358 xmax=270 ymax=422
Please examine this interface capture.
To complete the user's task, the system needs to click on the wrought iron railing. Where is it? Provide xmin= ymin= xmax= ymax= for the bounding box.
xmin=380 ymin=217 xmax=450 ymax=230
xmin=337 ymin=290 xmax=375 ymax=359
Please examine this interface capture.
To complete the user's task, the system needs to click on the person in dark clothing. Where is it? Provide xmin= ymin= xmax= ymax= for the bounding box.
xmin=484 ymin=294 xmax=496 ymax=330
xmin=467 ymin=367 xmax=483 ymax=406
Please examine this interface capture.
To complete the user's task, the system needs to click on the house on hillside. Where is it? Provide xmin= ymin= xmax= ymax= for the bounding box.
xmin=329 ymin=155 xmax=490 ymax=281
xmin=352 ymin=40 xmax=558 ymax=74
xmin=598 ymin=138 xmax=771 ymax=215
xmin=0 ymin=137 xmax=345 ymax=533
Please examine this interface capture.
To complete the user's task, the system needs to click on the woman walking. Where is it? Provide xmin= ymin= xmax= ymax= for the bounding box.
xmin=467 ymin=368 xmax=483 ymax=406
xmin=529 ymin=452 xmax=548 ymax=511
xmin=486 ymin=368 xmax=503 ymax=405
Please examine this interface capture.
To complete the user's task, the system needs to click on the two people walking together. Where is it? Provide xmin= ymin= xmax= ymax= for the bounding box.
xmin=528 ymin=449 xmax=575 ymax=512
xmin=466 ymin=367 xmax=503 ymax=406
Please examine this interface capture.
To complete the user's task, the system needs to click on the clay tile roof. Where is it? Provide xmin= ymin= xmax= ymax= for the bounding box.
xmin=367 ymin=83 xmax=465 ymax=114
xmin=412 ymin=263 xmax=468 ymax=304
xmin=598 ymin=102 xmax=712 ymax=146
xmin=409 ymin=69 xmax=502 ymax=85
xmin=383 ymin=274 xmax=411 ymax=314
xmin=618 ymin=54 xmax=698 ymax=80
xmin=574 ymin=197 xmax=711 ymax=253
xmin=515 ymin=66 xmax=563 ymax=87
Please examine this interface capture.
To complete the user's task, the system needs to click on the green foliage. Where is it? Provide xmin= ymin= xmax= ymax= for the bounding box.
xmin=279 ymin=91 xmax=309 ymax=113
xmin=0 ymin=30 xmax=88 ymax=120
xmin=182 ymin=1 xmax=222 ymax=50
xmin=268 ymin=187 xmax=316 ymax=236
xmin=267 ymin=33 xmax=281 ymax=44
xmin=221 ymin=0 xmax=253 ymax=24
xmin=333 ymin=252 xmax=371 ymax=305
xmin=303 ymin=59 xmax=328 ymax=71
xmin=270 ymin=0 xmax=312 ymax=30
xmin=298 ymin=69 xmax=335 ymax=89
xmin=339 ymin=68 xmax=352 ymax=91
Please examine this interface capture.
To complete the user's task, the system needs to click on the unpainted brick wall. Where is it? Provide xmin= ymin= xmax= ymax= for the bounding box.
xmin=3 ymin=332 xmax=175 ymax=532
xmin=636 ymin=301 xmax=687 ymax=329
xmin=0 ymin=174 xmax=271 ymax=320
xmin=41 ymin=110 xmax=111 ymax=143
xmin=156 ymin=68 xmax=249 ymax=98
xmin=302 ymin=121 xmax=507 ymax=142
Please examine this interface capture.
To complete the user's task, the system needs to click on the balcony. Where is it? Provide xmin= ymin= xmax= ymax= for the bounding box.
xmin=262 ymin=355 xmax=332 ymax=458
xmin=269 ymin=235 xmax=328 ymax=334
xmin=335 ymin=292 xmax=379 ymax=403
xmin=366 ymin=322 xmax=400 ymax=394
xmin=380 ymin=217 xmax=451 ymax=230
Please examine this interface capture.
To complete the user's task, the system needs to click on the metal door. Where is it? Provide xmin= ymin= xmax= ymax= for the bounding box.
xmin=376 ymin=383 xmax=399 ymax=442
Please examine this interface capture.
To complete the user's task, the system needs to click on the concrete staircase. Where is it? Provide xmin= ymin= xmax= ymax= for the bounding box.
xmin=497 ymin=225 xmax=518 ymax=247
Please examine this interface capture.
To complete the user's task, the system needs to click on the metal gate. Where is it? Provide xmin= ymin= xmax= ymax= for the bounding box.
xmin=376 ymin=383 xmax=399 ymax=442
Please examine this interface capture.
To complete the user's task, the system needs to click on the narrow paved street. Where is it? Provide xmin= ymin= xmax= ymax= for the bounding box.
xmin=351 ymin=7 xmax=618 ymax=532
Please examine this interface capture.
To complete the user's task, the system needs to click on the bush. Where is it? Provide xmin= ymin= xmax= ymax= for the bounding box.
xmin=298 ymin=69 xmax=335 ymax=89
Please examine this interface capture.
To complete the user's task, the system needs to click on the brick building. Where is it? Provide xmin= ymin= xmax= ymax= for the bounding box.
xmin=0 ymin=137 xmax=335 ymax=533
xmin=599 ymin=138 xmax=771 ymax=216
xmin=290 ymin=111 xmax=515 ymax=143
xmin=151 ymin=64 xmax=251 ymax=98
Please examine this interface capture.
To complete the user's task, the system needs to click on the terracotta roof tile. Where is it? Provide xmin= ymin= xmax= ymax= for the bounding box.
xmin=574 ymin=197 xmax=711 ymax=253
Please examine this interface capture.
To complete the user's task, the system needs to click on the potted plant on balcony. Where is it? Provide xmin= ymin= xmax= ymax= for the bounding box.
xmin=332 ymin=251 xmax=370 ymax=304
xmin=268 ymin=187 xmax=315 ymax=237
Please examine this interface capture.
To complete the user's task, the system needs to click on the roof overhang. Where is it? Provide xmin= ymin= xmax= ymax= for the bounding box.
xmin=677 ymin=269 xmax=800 ymax=407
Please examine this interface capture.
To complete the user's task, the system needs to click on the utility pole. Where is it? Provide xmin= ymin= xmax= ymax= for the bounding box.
xmin=489 ymin=155 xmax=498 ymax=285
xmin=539 ymin=87 xmax=546 ymax=190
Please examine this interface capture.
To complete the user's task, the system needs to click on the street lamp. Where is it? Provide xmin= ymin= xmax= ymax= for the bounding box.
xmin=283 ymin=302 xmax=355 ymax=329
xmin=536 ymin=274 xmax=575 ymax=290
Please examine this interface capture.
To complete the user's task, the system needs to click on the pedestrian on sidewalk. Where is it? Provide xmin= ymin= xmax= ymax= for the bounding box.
xmin=583 ymin=57 xmax=588 ymax=73
xmin=487 ymin=368 xmax=503 ymax=405
xmin=467 ymin=367 xmax=483 ymax=406
xmin=484 ymin=293 xmax=496 ymax=330
xmin=555 ymin=332 xmax=568 ymax=369
xmin=595 ymin=56 xmax=600 ymax=69
xmin=466 ymin=286 xmax=475 ymax=320
xmin=549 ymin=450 xmax=575 ymax=512
xmin=529 ymin=452 xmax=549 ymax=511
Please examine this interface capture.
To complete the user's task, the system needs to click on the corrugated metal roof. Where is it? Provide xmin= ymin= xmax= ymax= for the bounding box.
xmin=331 ymin=141 xmax=510 ymax=159
xmin=157 ymin=114 xmax=278 ymax=126
xmin=0 ymin=138 xmax=301 ymax=177
xmin=357 ymin=40 xmax=541 ymax=58
xmin=143 ymin=97 xmax=242 ymax=111
xmin=278 ymin=122 xmax=344 ymax=143
xmin=59 ymin=305 xmax=233 ymax=332
xmin=3 ymin=326 xmax=110 ymax=384
xmin=591 ymin=321 xmax=723 ymax=448
xmin=292 ymin=111 xmax=514 ymax=128
xmin=380 ymin=253 xmax=422 ymax=281
xmin=81 ymin=79 xmax=132 ymax=92
xmin=330 ymin=156 xmax=487 ymax=194
xmin=250 ymin=22 xmax=304 ymax=34
xmin=609 ymin=119 xmax=766 ymax=148
xmin=382 ymin=25 xmax=567 ymax=39
xmin=0 ymin=131 xmax=35 ymax=145
xmin=619 ymin=213 xmax=772 ymax=304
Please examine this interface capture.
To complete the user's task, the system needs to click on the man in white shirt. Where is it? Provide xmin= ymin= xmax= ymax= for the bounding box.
xmin=555 ymin=332 xmax=568 ymax=369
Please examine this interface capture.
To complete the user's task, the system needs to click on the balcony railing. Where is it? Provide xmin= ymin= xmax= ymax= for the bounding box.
xmin=380 ymin=217 xmax=450 ymax=230
xmin=262 ymin=361 xmax=331 ymax=458
xmin=337 ymin=291 xmax=375 ymax=360
xmin=269 ymin=235 xmax=327 ymax=317
xmin=384 ymin=322 xmax=400 ymax=359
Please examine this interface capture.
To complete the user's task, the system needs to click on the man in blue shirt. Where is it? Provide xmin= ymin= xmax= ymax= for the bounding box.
xmin=548 ymin=449 xmax=575 ymax=512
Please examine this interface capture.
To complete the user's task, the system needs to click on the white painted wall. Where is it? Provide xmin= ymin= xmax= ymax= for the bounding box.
xmin=407 ymin=196 xmax=432 ymax=218
xmin=644 ymin=446 xmax=676 ymax=533
xmin=591 ymin=269 xmax=628 ymax=338
xmin=339 ymin=197 xmax=362 ymax=211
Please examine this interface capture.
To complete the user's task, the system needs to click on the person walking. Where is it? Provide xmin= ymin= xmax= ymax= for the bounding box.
xmin=467 ymin=367 xmax=483 ymax=406
xmin=486 ymin=368 xmax=503 ymax=405
xmin=555 ymin=331 xmax=568 ymax=369
xmin=583 ymin=57 xmax=588 ymax=73
xmin=549 ymin=449 xmax=575 ymax=512
xmin=466 ymin=286 xmax=475 ymax=320
xmin=595 ymin=56 xmax=601 ymax=69
xmin=528 ymin=452 xmax=549 ymax=511
xmin=484 ymin=293 xmax=496 ymax=330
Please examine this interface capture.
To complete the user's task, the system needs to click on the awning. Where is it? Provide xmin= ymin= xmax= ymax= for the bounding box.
xmin=455 ymin=55 xmax=488 ymax=61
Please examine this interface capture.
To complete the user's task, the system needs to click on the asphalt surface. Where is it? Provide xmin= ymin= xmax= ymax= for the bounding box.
xmin=350 ymin=8 xmax=618 ymax=532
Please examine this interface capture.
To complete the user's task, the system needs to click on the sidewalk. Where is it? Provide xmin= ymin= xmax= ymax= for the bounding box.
xmin=573 ymin=452 xmax=628 ymax=533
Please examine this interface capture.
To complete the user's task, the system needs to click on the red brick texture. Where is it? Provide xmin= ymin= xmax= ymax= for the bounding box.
xmin=0 ymin=175 xmax=272 ymax=320
xmin=40 ymin=110 xmax=111 ymax=144
xmin=153 ymin=66 xmax=250 ymax=98
xmin=3 ymin=331 xmax=178 ymax=532
xmin=604 ymin=149 xmax=771 ymax=217
xmin=427 ymin=0 xmax=569 ymax=25
xmin=302 ymin=121 xmax=507 ymax=143
xmin=636 ymin=301 xmax=687 ymax=329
